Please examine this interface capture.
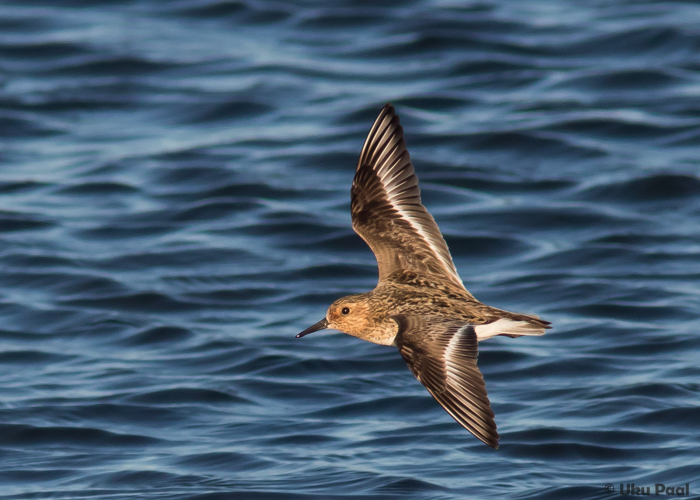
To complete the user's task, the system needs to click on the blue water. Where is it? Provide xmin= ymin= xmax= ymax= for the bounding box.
xmin=1 ymin=1 xmax=700 ymax=499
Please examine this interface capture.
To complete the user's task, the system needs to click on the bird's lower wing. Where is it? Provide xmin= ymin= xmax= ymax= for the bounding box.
xmin=393 ymin=315 xmax=499 ymax=449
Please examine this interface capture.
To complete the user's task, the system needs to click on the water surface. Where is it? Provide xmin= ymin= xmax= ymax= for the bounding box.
xmin=1 ymin=1 xmax=700 ymax=499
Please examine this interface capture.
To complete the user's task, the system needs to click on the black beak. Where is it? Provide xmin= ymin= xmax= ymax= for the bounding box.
xmin=296 ymin=318 xmax=328 ymax=338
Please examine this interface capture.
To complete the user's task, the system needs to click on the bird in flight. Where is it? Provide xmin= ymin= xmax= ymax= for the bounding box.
xmin=297 ymin=104 xmax=550 ymax=448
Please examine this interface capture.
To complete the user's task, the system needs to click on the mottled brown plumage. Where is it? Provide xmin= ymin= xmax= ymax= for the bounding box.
xmin=297 ymin=104 xmax=550 ymax=449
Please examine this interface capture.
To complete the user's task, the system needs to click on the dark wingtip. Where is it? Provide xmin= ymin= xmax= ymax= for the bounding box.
xmin=379 ymin=103 xmax=396 ymax=118
xmin=480 ymin=429 xmax=500 ymax=449
xmin=481 ymin=433 xmax=499 ymax=449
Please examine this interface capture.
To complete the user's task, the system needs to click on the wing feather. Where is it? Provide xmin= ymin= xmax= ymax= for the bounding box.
xmin=394 ymin=315 xmax=499 ymax=449
xmin=351 ymin=104 xmax=464 ymax=289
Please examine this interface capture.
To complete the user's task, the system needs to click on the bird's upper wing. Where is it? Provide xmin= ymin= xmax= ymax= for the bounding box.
xmin=393 ymin=314 xmax=499 ymax=449
xmin=351 ymin=104 xmax=464 ymax=290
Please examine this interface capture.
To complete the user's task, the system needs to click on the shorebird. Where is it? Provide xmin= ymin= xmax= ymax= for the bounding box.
xmin=297 ymin=104 xmax=550 ymax=448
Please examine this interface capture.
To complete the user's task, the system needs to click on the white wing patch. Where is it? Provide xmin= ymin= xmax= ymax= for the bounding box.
xmin=475 ymin=318 xmax=546 ymax=341
xmin=444 ymin=324 xmax=465 ymax=367
xmin=443 ymin=325 xmax=474 ymax=385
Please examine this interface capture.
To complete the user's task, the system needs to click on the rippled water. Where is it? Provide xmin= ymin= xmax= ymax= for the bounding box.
xmin=1 ymin=1 xmax=700 ymax=499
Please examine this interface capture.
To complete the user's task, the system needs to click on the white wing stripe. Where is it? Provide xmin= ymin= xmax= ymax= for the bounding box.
xmin=354 ymin=104 xmax=465 ymax=289
xmin=444 ymin=324 xmax=471 ymax=383
xmin=372 ymin=145 xmax=459 ymax=279
xmin=387 ymin=193 xmax=460 ymax=282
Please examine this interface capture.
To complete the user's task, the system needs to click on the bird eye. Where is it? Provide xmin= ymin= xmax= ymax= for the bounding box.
xmin=341 ymin=307 xmax=350 ymax=315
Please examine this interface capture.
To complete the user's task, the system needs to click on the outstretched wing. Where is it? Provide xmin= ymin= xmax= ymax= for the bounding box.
xmin=351 ymin=104 xmax=464 ymax=290
xmin=393 ymin=315 xmax=499 ymax=449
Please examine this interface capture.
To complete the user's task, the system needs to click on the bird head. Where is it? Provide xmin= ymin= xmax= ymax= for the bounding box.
xmin=296 ymin=294 xmax=370 ymax=339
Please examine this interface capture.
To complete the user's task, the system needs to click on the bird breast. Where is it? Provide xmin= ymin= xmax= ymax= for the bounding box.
xmin=360 ymin=318 xmax=399 ymax=346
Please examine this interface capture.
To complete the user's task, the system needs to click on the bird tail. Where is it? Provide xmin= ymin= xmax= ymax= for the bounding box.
xmin=474 ymin=314 xmax=551 ymax=341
